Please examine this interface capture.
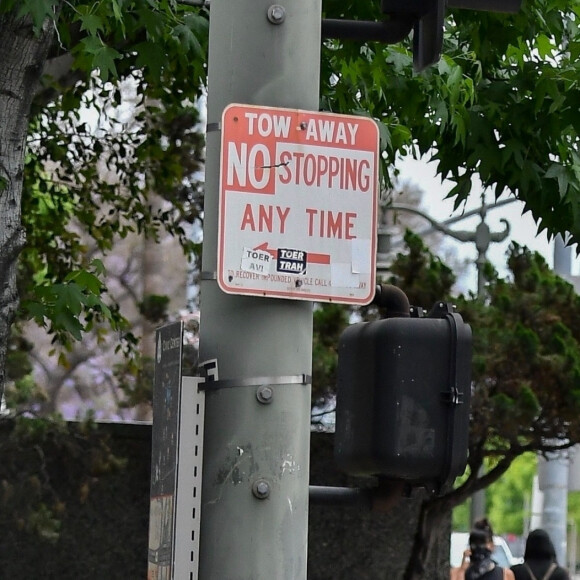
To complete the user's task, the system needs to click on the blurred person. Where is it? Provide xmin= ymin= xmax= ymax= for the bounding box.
xmin=511 ymin=529 xmax=569 ymax=580
xmin=451 ymin=518 xmax=516 ymax=580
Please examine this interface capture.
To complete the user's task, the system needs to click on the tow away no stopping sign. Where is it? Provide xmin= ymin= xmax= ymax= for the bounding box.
xmin=217 ymin=103 xmax=379 ymax=304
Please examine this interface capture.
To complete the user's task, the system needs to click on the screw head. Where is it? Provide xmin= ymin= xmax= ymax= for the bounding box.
xmin=252 ymin=479 xmax=271 ymax=499
xmin=267 ymin=5 xmax=286 ymax=24
xmin=256 ymin=385 xmax=273 ymax=404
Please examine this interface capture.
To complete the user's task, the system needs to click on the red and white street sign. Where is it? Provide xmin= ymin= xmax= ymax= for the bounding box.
xmin=217 ymin=103 xmax=379 ymax=304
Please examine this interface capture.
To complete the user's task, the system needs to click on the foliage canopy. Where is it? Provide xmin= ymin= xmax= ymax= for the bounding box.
xmin=322 ymin=0 xmax=580 ymax=244
xmin=2 ymin=0 xmax=580 ymax=391
xmin=0 ymin=0 xmax=208 ymax=403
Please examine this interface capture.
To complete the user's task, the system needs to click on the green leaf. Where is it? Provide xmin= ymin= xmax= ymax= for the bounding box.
xmin=386 ymin=47 xmax=412 ymax=73
xmin=90 ymin=259 xmax=106 ymax=277
xmin=55 ymin=284 xmax=84 ymax=317
xmin=172 ymin=24 xmax=202 ymax=55
xmin=65 ymin=270 xmax=103 ymax=295
xmin=535 ymin=34 xmax=554 ymax=59
xmin=446 ymin=64 xmax=463 ymax=96
xmin=79 ymin=36 xmax=104 ymax=56
xmin=377 ymin=121 xmax=391 ymax=152
xmin=77 ymin=12 xmax=104 ymax=37
xmin=110 ymin=0 xmax=125 ymax=36
xmin=545 ymin=163 xmax=569 ymax=198
xmin=17 ymin=0 xmax=58 ymax=34
xmin=22 ymin=301 xmax=48 ymax=323
xmin=447 ymin=175 xmax=472 ymax=203
xmin=93 ymin=46 xmax=122 ymax=81
xmin=135 ymin=42 xmax=167 ymax=82
xmin=437 ymin=55 xmax=453 ymax=76
xmin=53 ymin=309 xmax=84 ymax=341
xmin=390 ymin=124 xmax=412 ymax=150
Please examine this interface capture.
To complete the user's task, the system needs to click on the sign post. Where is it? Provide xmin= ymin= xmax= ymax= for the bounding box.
xmin=148 ymin=322 xmax=183 ymax=579
xmin=148 ymin=323 xmax=206 ymax=580
xmin=218 ymin=104 xmax=378 ymax=304
xmin=195 ymin=0 xmax=378 ymax=577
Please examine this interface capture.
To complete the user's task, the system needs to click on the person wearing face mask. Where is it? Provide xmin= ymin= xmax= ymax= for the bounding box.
xmin=511 ymin=529 xmax=569 ymax=580
xmin=451 ymin=518 xmax=516 ymax=580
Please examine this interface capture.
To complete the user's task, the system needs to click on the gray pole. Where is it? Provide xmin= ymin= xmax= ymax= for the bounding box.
xmin=197 ymin=1 xmax=320 ymax=578
xmin=470 ymin=209 xmax=492 ymax=527
xmin=539 ymin=452 xmax=568 ymax=566
xmin=538 ymin=234 xmax=571 ymax=566
xmin=554 ymin=234 xmax=572 ymax=276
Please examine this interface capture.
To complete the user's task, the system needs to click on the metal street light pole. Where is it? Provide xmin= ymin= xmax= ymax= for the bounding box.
xmin=197 ymin=1 xmax=320 ymax=577
xmin=378 ymin=200 xmax=511 ymax=298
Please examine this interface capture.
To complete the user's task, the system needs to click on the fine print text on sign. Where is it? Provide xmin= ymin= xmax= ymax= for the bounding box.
xmin=218 ymin=103 xmax=379 ymax=304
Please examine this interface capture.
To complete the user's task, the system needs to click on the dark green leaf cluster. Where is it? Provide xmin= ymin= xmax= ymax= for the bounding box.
xmin=320 ymin=0 xmax=580 ymax=246
xmin=457 ymin=243 xmax=580 ymax=463
xmin=312 ymin=303 xmax=350 ymax=400
xmin=60 ymin=0 xmax=209 ymax=86
xmin=382 ymin=230 xmax=456 ymax=306
xmin=20 ymin=259 xmax=126 ymax=347
xmin=13 ymin=0 xmax=208 ymax=360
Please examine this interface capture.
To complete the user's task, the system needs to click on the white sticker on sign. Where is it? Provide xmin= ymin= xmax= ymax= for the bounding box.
xmin=351 ymin=239 xmax=372 ymax=274
xmin=241 ymin=247 xmax=273 ymax=275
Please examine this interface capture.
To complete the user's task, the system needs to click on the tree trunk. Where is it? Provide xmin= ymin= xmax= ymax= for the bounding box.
xmin=404 ymin=496 xmax=454 ymax=580
xmin=0 ymin=8 xmax=58 ymax=400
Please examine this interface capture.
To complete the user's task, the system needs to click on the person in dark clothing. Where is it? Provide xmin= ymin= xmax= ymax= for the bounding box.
xmin=511 ymin=529 xmax=569 ymax=580
xmin=451 ymin=518 xmax=515 ymax=580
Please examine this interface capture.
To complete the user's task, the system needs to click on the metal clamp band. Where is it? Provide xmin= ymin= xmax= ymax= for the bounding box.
xmin=200 ymin=271 xmax=217 ymax=280
xmin=206 ymin=122 xmax=220 ymax=132
xmin=199 ymin=374 xmax=312 ymax=391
